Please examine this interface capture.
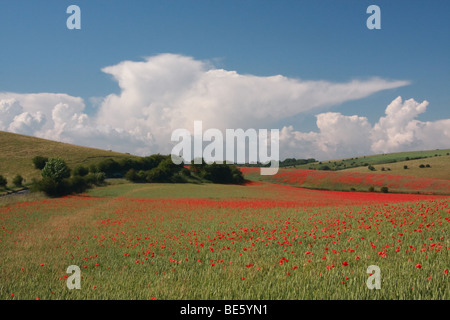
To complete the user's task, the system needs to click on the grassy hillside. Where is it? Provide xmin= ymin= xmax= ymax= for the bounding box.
xmin=292 ymin=149 xmax=450 ymax=171
xmin=0 ymin=131 xmax=139 ymax=188
xmin=341 ymin=154 xmax=450 ymax=180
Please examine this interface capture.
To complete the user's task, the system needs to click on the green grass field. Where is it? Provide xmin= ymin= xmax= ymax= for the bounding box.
xmin=1 ymin=131 xmax=449 ymax=300
xmin=1 ymin=182 xmax=449 ymax=300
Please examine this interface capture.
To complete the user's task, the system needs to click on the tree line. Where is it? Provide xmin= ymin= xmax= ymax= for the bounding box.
xmin=30 ymin=154 xmax=245 ymax=197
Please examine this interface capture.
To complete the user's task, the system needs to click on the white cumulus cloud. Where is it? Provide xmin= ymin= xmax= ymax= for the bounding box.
xmin=2 ymin=53 xmax=448 ymax=160
xmin=280 ymin=96 xmax=450 ymax=160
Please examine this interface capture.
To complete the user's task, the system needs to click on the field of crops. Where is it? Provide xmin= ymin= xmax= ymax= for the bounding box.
xmin=1 ymin=182 xmax=449 ymax=300
xmin=241 ymin=167 xmax=450 ymax=195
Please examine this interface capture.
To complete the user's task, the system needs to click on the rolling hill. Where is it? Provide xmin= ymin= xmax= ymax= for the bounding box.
xmin=291 ymin=149 xmax=450 ymax=171
xmin=341 ymin=154 xmax=450 ymax=180
xmin=1 ymin=130 xmax=449 ymax=196
xmin=0 ymin=131 xmax=139 ymax=188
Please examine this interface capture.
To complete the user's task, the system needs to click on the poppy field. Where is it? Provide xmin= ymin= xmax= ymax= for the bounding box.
xmin=0 ymin=181 xmax=449 ymax=300
xmin=240 ymin=167 xmax=450 ymax=195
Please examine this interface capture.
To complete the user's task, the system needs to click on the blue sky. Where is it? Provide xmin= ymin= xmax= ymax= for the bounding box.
xmin=0 ymin=1 xmax=449 ymax=160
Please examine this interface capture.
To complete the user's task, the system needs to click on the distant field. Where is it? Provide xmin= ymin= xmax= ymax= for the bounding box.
xmin=342 ymin=155 xmax=450 ymax=180
xmin=0 ymin=131 xmax=138 ymax=189
xmin=293 ymin=149 xmax=450 ymax=171
xmin=240 ymin=167 xmax=450 ymax=195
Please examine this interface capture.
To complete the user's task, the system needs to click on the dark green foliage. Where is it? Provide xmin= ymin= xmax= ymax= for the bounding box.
xmin=13 ymin=174 xmax=23 ymax=187
xmin=33 ymin=177 xmax=63 ymax=196
xmin=368 ymin=186 xmax=375 ymax=192
xmin=124 ymin=155 xmax=187 ymax=183
xmin=368 ymin=165 xmax=376 ymax=171
xmin=419 ymin=164 xmax=425 ymax=168
xmin=41 ymin=158 xmax=71 ymax=182
xmin=89 ymin=164 xmax=98 ymax=173
xmin=318 ymin=165 xmax=331 ymax=171
xmin=403 ymin=165 xmax=408 ymax=169
xmin=33 ymin=172 xmax=105 ymax=197
xmin=85 ymin=172 xmax=106 ymax=185
xmin=190 ymin=160 xmax=244 ymax=184
xmin=73 ymin=165 xmax=89 ymax=177
xmin=0 ymin=175 xmax=7 ymax=188
xmin=69 ymin=176 xmax=90 ymax=194
xmin=32 ymin=156 xmax=48 ymax=170
xmin=96 ymin=158 xmax=120 ymax=177
xmin=380 ymin=186 xmax=389 ymax=193
xmin=125 ymin=169 xmax=140 ymax=182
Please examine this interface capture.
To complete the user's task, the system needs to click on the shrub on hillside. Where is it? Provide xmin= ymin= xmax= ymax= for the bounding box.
xmin=42 ymin=158 xmax=71 ymax=182
xmin=85 ymin=172 xmax=106 ymax=186
xmin=32 ymin=156 xmax=49 ymax=170
xmin=13 ymin=175 xmax=23 ymax=187
xmin=380 ymin=186 xmax=389 ymax=193
xmin=97 ymin=158 xmax=120 ymax=177
xmin=33 ymin=177 xmax=67 ymax=197
xmin=0 ymin=175 xmax=7 ymax=188
xmin=73 ymin=165 xmax=89 ymax=177
xmin=125 ymin=169 xmax=146 ymax=183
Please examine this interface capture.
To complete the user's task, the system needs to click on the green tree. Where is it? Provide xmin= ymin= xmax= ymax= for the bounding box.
xmin=41 ymin=158 xmax=71 ymax=182
xmin=13 ymin=175 xmax=23 ymax=187
xmin=32 ymin=156 xmax=48 ymax=170
xmin=73 ymin=165 xmax=89 ymax=177
xmin=0 ymin=175 xmax=7 ymax=188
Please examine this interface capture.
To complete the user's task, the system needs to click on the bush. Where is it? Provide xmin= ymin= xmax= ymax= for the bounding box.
xmin=68 ymin=176 xmax=90 ymax=194
xmin=42 ymin=158 xmax=71 ymax=182
xmin=368 ymin=165 xmax=376 ymax=171
xmin=33 ymin=177 xmax=67 ymax=197
xmin=403 ymin=165 xmax=408 ymax=169
xmin=97 ymin=158 xmax=120 ymax=177
xmin=419 ymin=164 xmax=425 ymax=168
xmin=73 ymin=165 xmax=89 ymax=177
xmin=13 ymin=175 xmax=23 ymax=187
xmin=368 ymin=186 xmax=375 ymax=192
xmin=85 ymin=172 xmax=106 ymax=185
xmin=170 ymin=172 xmax=188 ymax=183
xmin=426 ymin=164 xmax=431 ymax=168
xmin=380 ymin=186 xmax=389 ymax=193
xmin=125 ymin=169 xmax=146 ymax=183
xmin=32 ymin=156 xmax=48 ymax=170
xmin=0 ymin=175 xmax=7 ymax=188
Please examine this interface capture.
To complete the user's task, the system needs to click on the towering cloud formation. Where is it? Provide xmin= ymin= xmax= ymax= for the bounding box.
xmin=97 ymin=53 xmax=408 ymax=152
xmin=0 ymin=54 xmax=448 ymax=160
xmin=280 ymin=97 xmax=450 ymax=160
